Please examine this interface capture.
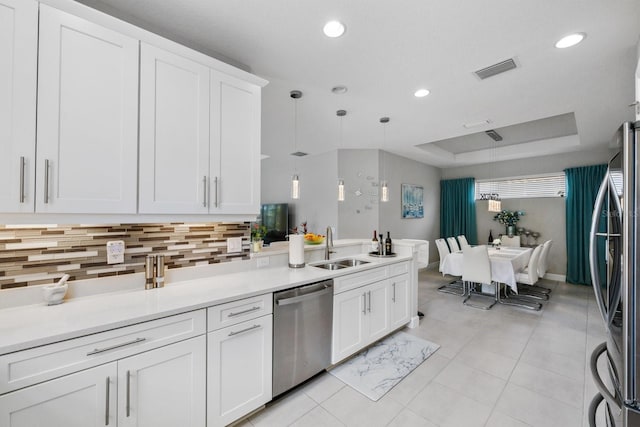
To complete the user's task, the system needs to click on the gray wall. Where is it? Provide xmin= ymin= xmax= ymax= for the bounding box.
xmin=442 ymin=148 xmax=611 ymax=277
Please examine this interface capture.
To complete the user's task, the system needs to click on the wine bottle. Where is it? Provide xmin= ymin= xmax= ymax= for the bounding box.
xmin=385 ymin=231 xmax=392 ymax=254
xmin=488 ymin=229 xmax=494 ymax=245
xmin=371 ymin=230 xmax=379 ymax=252
xmin=379 ymin=234 xmax=385 ymax=255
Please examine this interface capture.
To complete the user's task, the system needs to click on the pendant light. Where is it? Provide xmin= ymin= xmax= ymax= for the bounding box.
xmin=380 ymin=117 xmax=390 ymax=202
xmin=290 ymin=90 xmax=302 ymax=199
xmin=487 ymin=135 xmax=502 ymax=212
xmin=337 ymin=109 xmax=347 ymax=201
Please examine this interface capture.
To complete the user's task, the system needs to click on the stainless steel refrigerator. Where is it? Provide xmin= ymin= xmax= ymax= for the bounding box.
xmin=590 ymin=121 xmax=640 ymax=426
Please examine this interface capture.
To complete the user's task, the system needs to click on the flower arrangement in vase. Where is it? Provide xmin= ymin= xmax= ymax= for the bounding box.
xmin=493 ymin=210 xmax=525 ymax=237
xmin=250 ymin=223 xmax=267 ymax=251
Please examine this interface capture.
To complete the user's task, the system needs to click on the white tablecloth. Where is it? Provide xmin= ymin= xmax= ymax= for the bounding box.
xmin=440 ymin=246 xmax=532 ymax=292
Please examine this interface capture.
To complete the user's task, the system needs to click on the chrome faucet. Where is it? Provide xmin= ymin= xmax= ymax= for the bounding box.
xmin=325 ymin=226 xmax=335 ymax=260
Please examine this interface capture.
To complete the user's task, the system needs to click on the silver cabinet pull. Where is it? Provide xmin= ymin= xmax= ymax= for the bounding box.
xmin=228 ymin=324 xmax=261 ymax=337
xmin=367 ymin=291 xmax=372 ymax=313
xmin=203 ymin=176 xmax=208 ymax=207
xmin=228 ymin=306 xmax=261 ymax=317
xmin=19 ymin=156 xmax=25 ymax=203
xmin=86 ymin=337 xmax=146 ymax=356
xmin=362 ymin=293 xmax=366 ymax=315
xmin=126 ymin=370 xmax=131 ymax=417
xmin=214 ymin=176 xmax=219 ymax=208
xmin=43 ymin=159 xmax=50 ymax=204
xmin=392 ymin=283 xmax=396 ymax=302
xmin=105 ymin=377 xmax=110 ymax=425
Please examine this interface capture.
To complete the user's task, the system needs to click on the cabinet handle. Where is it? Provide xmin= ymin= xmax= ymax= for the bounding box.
xmin=105 ymin=377 xmax=110 ymax=425
xmin=86 ymin=337 xmax=146 ymax=356
xmin=203 ymin=176 xmax=208 ymax=207
xmin=367 ymin=291 xmax=372 ymax=313
xmin=392 ymin=283 xmax=396 ymax=302
xmin=19 ymin=156 xmax=25 ymax=203
xmin=126 ymin=370 xmax=131 ymax=417
xmin=214 ymin=176 xmax=219 ymax=208
xmin=43 ymin=159 xmax=50 ymax=204
xmin=362 ymin=293 xmax=367 ymax=315
xmin=228 ymin=306 xmax=261 ymax=317
xmin=228 ymin=324 xmax=261 ymax=337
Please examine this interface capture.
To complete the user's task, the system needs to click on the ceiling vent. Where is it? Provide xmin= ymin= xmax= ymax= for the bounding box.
xmin=290 ymin=151 xmax=308 ymax=157
xmin=485 ymin=129 xmax=503 ymax=142
xmin=474 ymin=58 xmax=517 ymax=80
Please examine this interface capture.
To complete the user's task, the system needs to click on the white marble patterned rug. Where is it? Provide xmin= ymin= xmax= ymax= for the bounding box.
xmin=329 ymin=331 xmax=440 ymax=401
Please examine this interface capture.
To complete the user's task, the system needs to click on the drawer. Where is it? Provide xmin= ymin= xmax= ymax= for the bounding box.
xmin=388 ymin=261 xmax=410 ymax=278
xmin=208 ymin=293 xmax=272 ymax=331
xmin=333 ymin=267 xmax=387 ymax=294
xmin=0 ymin=309 xmax=206 ymax=394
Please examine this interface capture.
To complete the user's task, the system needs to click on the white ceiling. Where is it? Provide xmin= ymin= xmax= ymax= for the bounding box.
xmin=78 ymin=0 xmax=640 ymax=168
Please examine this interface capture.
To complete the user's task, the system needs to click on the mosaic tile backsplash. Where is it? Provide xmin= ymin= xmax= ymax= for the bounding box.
xmin=0 ymin=223 xmax=250 ymax=289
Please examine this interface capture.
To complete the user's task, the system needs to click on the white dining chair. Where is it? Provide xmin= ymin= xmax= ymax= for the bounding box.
xmin=532 ymin=240 xmax=553 ymax=294
xmin=457 ymin=235 xmax=471 ymax=250
xmin=514 ymin=244 xmax=548 ymax=301
xmin=462 ymin=245 xmax=496 ymax=309
xmin=447 ymin=237 xmax=461 ymax=252
xmin=500 ymin=235 xmax=520 ymax=247
xmin=436 ymin=238 xmax=464 ymax=295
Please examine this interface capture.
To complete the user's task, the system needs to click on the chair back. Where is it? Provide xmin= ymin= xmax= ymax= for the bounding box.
xmin=522 ymin=244 xmax=543 ymax=284
xmin=457 ymin=235 xmax=470 ymax=250
xmin=462 ymin=245 xmax=492 ymax=285
xmin=447 ymin=237 xmax=461 ymax=252
xmin=435 ymin=238 xmax=450 ymax=272
xmin=537 ymin=240 xmax=553 ymax=278
xmin=500 ymin=235 xmax=520 ymax=247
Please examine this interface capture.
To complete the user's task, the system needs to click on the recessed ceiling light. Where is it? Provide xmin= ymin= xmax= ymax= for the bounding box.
xmin=414 ymin=89 xmax=430 ymax=98
xmin=463 ymin=120 xmax=491 ymax=129
xmin=323 ymin=20 xmax=346 ymax=38
xmin=555 ymin=33 xmax=586 ymax=49
xmin=331 ymin=85 xmax=348 ymax=94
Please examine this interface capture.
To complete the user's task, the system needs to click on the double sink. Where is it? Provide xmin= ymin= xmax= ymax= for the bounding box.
xmin=311 ymin=258 xmax=370 ymax=271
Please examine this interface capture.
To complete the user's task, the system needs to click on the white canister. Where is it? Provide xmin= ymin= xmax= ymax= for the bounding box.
xmin=288 ymin=234 xmax=305 ymax=268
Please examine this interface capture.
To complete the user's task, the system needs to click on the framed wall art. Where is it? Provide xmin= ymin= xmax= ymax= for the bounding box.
xmin=401 ymin=184 xmax=424 ymax=219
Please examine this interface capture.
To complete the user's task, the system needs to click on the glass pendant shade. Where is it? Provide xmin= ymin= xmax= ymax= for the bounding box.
xmin=291 ymin=174 xmax=300 ymax=199
xmin=488 ymin=198 xmax=501 ymax=212
xmin=380 ymin=181 xmax=389 ymax=202
xmin=338 ymin=179 xmax=345 ymax=201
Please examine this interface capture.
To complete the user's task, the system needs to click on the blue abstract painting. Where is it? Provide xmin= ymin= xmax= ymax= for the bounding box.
xmin=401 ymin=184 xmax=424 ymax=219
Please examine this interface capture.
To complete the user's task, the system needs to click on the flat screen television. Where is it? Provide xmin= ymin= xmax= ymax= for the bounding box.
xmin=260 ymin=203 xmax=289 ymax=245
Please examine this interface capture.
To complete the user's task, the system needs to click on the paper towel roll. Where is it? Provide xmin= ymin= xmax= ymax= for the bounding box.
xmin=288 ymin=235 xmax=305 ymax=268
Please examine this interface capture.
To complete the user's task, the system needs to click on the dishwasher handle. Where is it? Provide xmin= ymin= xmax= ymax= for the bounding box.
xmin=276 ymin=286 xmax=332 ymax=306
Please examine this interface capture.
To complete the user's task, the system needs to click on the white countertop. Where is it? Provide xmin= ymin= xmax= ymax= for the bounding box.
xmin=0 ymin=252 xmax=412 ymax=355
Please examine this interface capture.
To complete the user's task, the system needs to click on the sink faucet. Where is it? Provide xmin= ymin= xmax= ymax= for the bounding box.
xmin=325 ymin=226 xmax=335 ymax=260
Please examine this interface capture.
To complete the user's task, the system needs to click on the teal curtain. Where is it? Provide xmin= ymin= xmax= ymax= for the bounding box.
xmin=440 ymin=177 xmax=478 ymax=245
xmin=565 ymin=164 xmax=607 ymax=285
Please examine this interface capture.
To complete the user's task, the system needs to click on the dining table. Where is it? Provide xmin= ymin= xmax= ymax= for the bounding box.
xmin=440 ymin=245 xmax=532 ymax=293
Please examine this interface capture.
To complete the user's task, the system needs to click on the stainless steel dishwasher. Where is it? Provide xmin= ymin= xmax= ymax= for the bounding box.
xmin=272 ymin=279 xmax=333 ymax=397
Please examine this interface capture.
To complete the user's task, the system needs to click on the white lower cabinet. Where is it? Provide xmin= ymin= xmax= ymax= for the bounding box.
xmin=390 ymin=273 xmax=411 ymax=330
xmin=207 ymin=314 xmax=272 ymax=427
xmin=117 ymin=336 xmax=206 ymax=427
xmin=332 ymin=279 xmax=390 ymax=364
xmin=0 ymin=362 xmax=116 ymax=427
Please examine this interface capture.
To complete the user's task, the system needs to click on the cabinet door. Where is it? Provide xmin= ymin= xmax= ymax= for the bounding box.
xmin=208 ymin=315 xmax=272 ymax=427
xmin=210 ymin=71 xmax=261 ymax=214
xmin=390 ymin=274 xmax=411 ymax=330
xmin=139 ymin=43 xmax=210 ymax=214
xmin=366 ymin=280 xmax=391 ymax=343
xmin=36 ymin=5 xmax=139 ymax=213
xmin=0 ymin=362 xmax=117 ymax=427
xmin=117 ymin=336 xmax=206 ymax=427
xmin=332 ymin=287 xmax=367 ymax=364
xmin=0 ymin=0 xmax=37 ymax=212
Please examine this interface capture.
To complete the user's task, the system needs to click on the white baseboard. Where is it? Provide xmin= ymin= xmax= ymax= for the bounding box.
xmin=543 ymin=273 xmax=566 ymax=283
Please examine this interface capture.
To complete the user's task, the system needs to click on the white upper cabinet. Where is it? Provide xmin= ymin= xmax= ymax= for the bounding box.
xmin=0 ymin=0 xmax=37 ymax=212
xmin=36 ymin=5 xmax=139 ymax=213
xmin=139 ymin=43 xmax=210 ymax=214
xmin=210 ymin=72 xmax=261 ymax=214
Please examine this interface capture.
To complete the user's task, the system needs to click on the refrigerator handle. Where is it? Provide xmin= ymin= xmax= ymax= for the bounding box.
xmin=590 ymin=173 xmax=610 ymax=324
xmin=607 ymin=176 xmax=624 ymax=327
xmin=590 ymin=342 xmax=621 ymax=412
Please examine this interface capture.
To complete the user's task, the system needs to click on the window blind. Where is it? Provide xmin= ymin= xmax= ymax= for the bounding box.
xmin=475 ymin=173 xmax=566 ymax=200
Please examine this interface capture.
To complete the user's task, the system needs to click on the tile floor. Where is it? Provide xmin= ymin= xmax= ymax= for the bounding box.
xmin=240 ymin=269 xmax=608 ymax=427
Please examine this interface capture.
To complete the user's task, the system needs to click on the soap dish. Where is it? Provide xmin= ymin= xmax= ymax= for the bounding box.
xmin=43 ymin=283 xmax=68 ymax=305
